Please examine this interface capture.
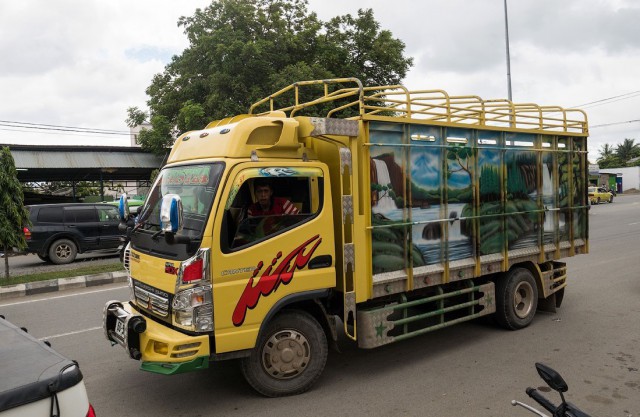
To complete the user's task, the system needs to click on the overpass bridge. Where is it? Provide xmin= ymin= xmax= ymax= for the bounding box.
xmin=3 ymin=144 xmax=164 ymax=203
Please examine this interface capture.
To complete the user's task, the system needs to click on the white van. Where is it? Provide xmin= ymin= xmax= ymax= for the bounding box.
xmin=0 ymin=316 xmax=95 ymax=417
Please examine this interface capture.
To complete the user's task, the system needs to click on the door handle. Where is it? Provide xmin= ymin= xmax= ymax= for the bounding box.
xmin=309 ymin=255 xmax=332 ymax=269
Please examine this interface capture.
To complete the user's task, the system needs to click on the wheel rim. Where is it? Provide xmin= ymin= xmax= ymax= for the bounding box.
xmin=261 ymin=329 xmax=311 ymax=380
xmin=513 ymin=281 xmax=535 ymax=319
xmin=55 ymin=244 xmax=71 ymax=259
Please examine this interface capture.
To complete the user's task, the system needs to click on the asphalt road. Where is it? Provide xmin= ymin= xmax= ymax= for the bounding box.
xmin=1 ymin=195 xmax=639 ymax=417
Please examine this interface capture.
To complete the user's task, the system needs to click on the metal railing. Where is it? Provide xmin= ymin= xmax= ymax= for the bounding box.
xmin=249 ymin=78 xmax=588 ymax=135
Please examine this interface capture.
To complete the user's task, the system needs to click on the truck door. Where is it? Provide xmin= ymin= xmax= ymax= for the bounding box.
xmin=212 ymin=164 xmax=336 ymax=353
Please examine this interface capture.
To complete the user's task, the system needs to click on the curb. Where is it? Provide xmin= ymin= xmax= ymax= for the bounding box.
xmin=0 ymin=271 xmax=128 ymax=301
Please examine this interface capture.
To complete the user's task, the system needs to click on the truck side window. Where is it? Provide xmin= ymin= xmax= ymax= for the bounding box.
xmin=222 ymin=171 xmax=323 ymax=251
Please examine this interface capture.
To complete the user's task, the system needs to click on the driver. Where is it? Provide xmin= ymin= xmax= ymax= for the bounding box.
xmin=247 ymin=178 xmax=299 ymax=217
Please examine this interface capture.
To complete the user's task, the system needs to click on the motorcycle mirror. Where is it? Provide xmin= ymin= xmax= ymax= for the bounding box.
xmin=535 ymin=362 xmax=568 ymax=393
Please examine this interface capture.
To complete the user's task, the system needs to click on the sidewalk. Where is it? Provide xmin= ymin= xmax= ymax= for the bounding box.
xmin=0 ymin=270 xmax=128 ymax=300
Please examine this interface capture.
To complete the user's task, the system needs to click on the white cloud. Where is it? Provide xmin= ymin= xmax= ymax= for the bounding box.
xmin=0 ymin=0 xmax=638 ymax=161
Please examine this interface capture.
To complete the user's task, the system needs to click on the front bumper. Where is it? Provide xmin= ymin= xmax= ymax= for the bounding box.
xmin=103 ymin=300 xmax=210 ymax=375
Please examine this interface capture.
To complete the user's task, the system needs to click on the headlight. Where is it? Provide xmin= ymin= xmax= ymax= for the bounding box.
xmin=172 ymin=285 xmax=213 ymax=332
xmin=172 ymin=248 xmax=214 ymax=332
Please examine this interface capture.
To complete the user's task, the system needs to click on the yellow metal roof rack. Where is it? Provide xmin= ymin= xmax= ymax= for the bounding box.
xmin=249 ymin=78 xmax=588 ymax=135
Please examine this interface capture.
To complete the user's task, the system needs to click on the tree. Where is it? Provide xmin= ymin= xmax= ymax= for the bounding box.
xmin=131 ymin=0 xmax=413 ymax=154
xmin=597 ymin=143 xmax=615 ymax=160
xmin=615 ymin=138 xmax=640 ymax=163
xmin=0 ymin=147 xmax=31 ymax=279
xmin=598 ymin=156 xmax=623 ymax=169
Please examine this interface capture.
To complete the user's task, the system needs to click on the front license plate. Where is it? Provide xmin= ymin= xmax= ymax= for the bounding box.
xmin=114 ymin=317 xmax=126 ymax=341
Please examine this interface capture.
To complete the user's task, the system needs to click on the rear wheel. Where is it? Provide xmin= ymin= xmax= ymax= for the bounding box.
xmin=48 ymin=239 xmax=77 ymax=265
xmin=596 ymin=197 xmax=601 ymax=204
xmin=495 ymin=268 xmax=538 ymax=330
xmin=37 ymin=254 xmax=51 ymax=263
xmin=609 ymin=195 xmax=614 ymax=203
xmin=241 ymin=310 xmax=328 ymax=397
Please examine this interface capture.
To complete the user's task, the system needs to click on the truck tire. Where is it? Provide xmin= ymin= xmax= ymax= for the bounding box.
xmin=494 ymin=267 xmax=538 ymax=330
xmin=554 ymin=287 xmax=565 ymax=308
xmin=241 ymin=310 xmax=328 ymax=397
xmin=48 ymin=239 xmax=77 ymax=265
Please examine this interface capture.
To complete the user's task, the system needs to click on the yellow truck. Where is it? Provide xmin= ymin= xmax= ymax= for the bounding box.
xmin=103 ymin=78 xmax=589 ymax=397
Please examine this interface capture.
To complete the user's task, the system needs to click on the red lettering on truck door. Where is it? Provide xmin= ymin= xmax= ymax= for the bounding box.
xmin=232 ymin=235 xmax=322 ymax=327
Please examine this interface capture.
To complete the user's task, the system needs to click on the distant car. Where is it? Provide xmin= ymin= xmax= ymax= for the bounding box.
xmin=0 ymin=316 xmax=96 ymax=417
xmin=588 ymin=186 xmax=613 ymax=204
xmin=23 ymin=203 xmax=123 ymax=264
xmin=105 ymin=199 xmax=144 ymax=215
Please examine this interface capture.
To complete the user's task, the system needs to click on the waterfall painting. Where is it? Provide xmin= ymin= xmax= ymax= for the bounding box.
xmin=368 ymin=121 xmax=580 ymax=276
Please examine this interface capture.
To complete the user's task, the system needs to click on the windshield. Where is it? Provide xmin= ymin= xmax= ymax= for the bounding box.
xmin=136 ymin=163 xmax=224 ymax=239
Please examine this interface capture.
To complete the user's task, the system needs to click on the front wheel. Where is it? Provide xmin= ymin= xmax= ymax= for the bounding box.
xmin=609 ymin=195 xmax=614 ymax=203
xmin=494 ymin=268 xmax=538 ymax=330
xmin=241 ymin=310 xmax=328 ymax=397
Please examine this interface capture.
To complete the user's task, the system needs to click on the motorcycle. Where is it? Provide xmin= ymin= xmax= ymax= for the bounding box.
xmin=512 ymin=363 xmax=591 ymax=417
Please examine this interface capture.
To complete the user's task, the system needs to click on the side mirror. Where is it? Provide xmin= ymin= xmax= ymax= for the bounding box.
xmin=118 ymin=193 xmax=130 ymax=221
xmin=160 ymin=194 xmax=183 ymax=234
xmin=535 ymin=362 xmax=568 ymax=393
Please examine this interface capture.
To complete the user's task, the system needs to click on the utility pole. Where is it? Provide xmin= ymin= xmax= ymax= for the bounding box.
xmin=503 ymin=0 xmax=513 ymax=102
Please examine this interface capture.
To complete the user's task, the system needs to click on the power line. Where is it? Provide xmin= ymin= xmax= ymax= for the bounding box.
xmin=0 ymin=120 xmax=130 ymax=135
xmin=570 ymin=90 xmax=640 ymax=109
xmin=590 ymin=119 xmax=640 ymax=129
xmin=0 ymin=127 xmax=129 ymax=139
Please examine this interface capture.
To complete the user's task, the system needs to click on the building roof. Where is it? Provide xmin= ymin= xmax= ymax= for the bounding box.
xmin=2 ymin=144 xmax=164 ymax=182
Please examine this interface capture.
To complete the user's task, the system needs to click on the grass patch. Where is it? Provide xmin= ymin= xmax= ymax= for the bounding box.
xmin=1 ymin=263 xmax=125 ymax=286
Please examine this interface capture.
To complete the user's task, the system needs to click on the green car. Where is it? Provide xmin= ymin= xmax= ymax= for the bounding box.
xmin=106 ymin=198 xmax=145 ymax=215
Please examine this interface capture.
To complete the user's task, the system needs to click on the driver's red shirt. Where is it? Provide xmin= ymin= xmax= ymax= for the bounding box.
xmin=248 ymin=197 xmax=299 ymax=216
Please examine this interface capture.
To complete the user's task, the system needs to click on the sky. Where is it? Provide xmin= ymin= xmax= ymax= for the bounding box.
xmin=1 ymin=0 xmax=639 ymax=162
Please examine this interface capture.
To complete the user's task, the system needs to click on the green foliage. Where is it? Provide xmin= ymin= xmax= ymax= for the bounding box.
xmin=597 ymin=143 xmax=614 ymax=160
xmin=597 ymin=155 xmax=624 ymax=169
xmin=0 ymin=147 xmax=31 ymax=278
xmin=597 ymin=139 xmax=639 ymax=167
xmin=615 ymin=138 xmax=640 ymax=162
xmin=133 ymin=0 xmax=413 ymax=154
xmin=25 ymin=181 xmax=101 ymax=198
xmin=126 ymin=107 xmax=148 ymax=128
xmin=137 ymin=114 xmax=174 ymax=156
xmin=479 ymin=165 xmax=500 ymax=201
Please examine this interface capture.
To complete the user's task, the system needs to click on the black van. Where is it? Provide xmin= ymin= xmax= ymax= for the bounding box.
xmin=24 ymin=203 xmax=123 ymax=264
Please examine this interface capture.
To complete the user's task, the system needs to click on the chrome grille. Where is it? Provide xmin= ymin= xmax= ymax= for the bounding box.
xmin=134 ymin=285 xmax=169 ymax=317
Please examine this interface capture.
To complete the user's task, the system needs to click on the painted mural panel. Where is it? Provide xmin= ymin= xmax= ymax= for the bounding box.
xmin=477 ymin=131 xmax=503 ymax=255
xmin=572 ymin=139 xmax=587 ymax=239
xmin=558 ymin=138 xmax=571 ymax=242
xmin=505 ymin=134 xmax=539 ymax=251
xmin=541 ymin=146 xmax=558 ymax=245
xmin=369 ymin=122 xmax=414 ymax=275
xmin=444 ymin=128 xmax=475 ymax=261
xmin=408 ymin=125 xmax=443 ymax=266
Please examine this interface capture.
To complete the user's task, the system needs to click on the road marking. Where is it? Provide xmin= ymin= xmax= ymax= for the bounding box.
xmin=0 ymin=285 xmax=128 ymax=307
xmin=629 ymin=222 xmax=639 ymax=226
xmin=40 ymin=326 xmax=103 ymax=341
